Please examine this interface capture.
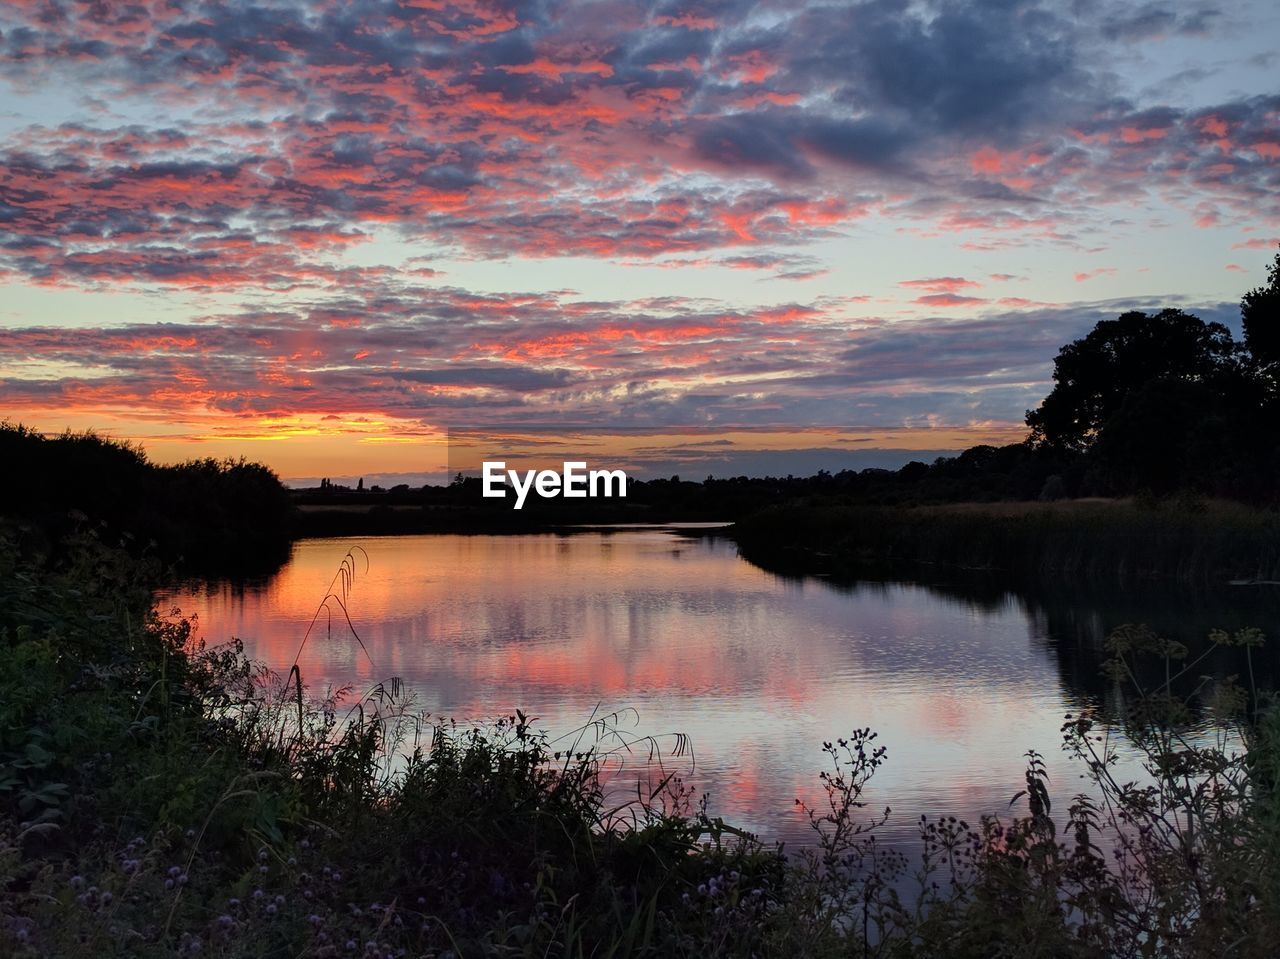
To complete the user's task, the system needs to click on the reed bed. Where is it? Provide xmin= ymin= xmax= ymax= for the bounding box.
xmin=732 ymin=498 xmax=1280 ymax=585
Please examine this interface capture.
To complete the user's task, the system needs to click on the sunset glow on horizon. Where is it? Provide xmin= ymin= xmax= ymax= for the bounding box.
xmin=2 ymin=0 xmax=1277 ymax=480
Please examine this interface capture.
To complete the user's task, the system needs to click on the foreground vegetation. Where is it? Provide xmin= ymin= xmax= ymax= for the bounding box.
xmin=2 ymin=529 xmax=1279 ymax=957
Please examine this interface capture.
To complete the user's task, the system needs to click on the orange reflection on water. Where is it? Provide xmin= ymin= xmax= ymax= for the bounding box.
xmin=162 ymin=531 xmax=1090 ymax=847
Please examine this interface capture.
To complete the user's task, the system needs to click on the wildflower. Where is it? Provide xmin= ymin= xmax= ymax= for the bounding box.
xmin=70 ymin=876 xmax=85 ymax=889
xmin=265 ymin=903 xmax=277 ymax=916
xmin=216 ymin=915 xmax=234 ymax=929
xmin=101 ymin=892 xmax=113 ymax=906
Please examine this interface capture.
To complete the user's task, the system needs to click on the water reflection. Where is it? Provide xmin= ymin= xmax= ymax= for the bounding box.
xmin=160 ymin=530 xmax=1280 ymax=850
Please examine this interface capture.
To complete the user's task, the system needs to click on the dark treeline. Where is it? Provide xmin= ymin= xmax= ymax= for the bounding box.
xmin=302 ymin=249 xmax=1280 ymax=530
xmin=295 ymin=473 xmax=822 ymax=532
xmin=289 ymin=455 xmax=1079 ymax=538
xmin=7 ymin=250 xmax=1279 ymax=558
xmin=0 ymin=424 xmax=294 ymax=575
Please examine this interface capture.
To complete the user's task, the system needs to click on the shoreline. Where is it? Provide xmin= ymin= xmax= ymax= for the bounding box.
xmin=285 ymin=496 xmax=1280 ymax=587
xmin=729 ymin=498 xmax=1280 ymax=588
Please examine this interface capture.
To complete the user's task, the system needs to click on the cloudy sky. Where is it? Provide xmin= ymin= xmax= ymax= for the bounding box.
xmin=1 ymin=0 xmax=1277 ymax=482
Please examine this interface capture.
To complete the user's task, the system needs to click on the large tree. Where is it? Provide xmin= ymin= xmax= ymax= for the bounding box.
xmin=1241 ymin=247 xmax=1280 ymax=372
xmin=1091 ymin=377 xmax=1233 ymax=495
xmin=1025 ymin=309 xmax=1237 ymax=452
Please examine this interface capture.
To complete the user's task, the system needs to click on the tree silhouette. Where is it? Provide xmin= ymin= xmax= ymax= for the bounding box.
xmin=0 ymin=424 xmax=293 ymax=573
xmin=1092 ymin=377 xmax=1233 ymax=494
xmin=1026 ymin=309 xmax=1237 ymax=452
xmin=1242 ymin=246 xmax=1280 ymax=374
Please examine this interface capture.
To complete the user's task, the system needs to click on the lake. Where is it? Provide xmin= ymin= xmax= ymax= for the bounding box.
xmin=159 ymin=528 xmax=1279 ymax=851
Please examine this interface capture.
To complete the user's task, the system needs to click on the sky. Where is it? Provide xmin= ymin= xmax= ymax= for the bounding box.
xmin=1 ymin=0 xmax=1277 ymax=483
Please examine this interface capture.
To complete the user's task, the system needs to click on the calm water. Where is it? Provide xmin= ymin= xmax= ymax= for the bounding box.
xmin=160 ymin=529 xmax=1279 ymax=850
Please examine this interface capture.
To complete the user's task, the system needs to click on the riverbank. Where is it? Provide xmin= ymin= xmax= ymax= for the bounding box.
xmin=12 ymin=425 xmax=1279 ymax=593
xmin=730 ymin=497 xmax=1280 ymax=586
xmin=296 ymin=494 xmax=1280 ymax=591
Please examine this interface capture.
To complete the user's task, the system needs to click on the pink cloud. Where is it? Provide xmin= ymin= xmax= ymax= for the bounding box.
xmin=1073 ymin=268 xmax=1119 ymax=283
xmin=912 ymin=293 xmax=986 ymax=307
xmin=900 ymin=277 xmax=982 ymax=294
